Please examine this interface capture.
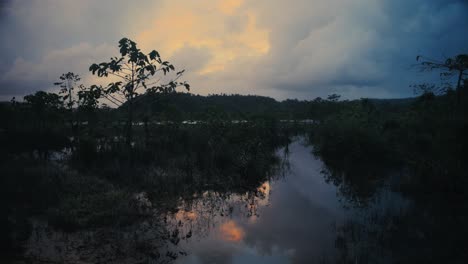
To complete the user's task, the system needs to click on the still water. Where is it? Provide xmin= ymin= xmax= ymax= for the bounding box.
xmin=22 ymin=138 xmax=405 ymax=263
xmin=162 ymin=139 xmax=403 ymax=264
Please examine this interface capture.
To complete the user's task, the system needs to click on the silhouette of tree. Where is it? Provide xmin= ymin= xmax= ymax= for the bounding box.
xmin=24 ymin=91 xmax=63 ymax=111
xmin=327 ymin=94 xmax=341 ymax=102
xmin=417 ymin=54 xmax=468 ymax=103
xmin=54 ymin=72 xmax=81 ymax=110
xmin=23 ymin=91 xmax=63 ymax=129
xmin=89 ymin=37 xmax=189 ymax=144
xmin=77 ymin=85 xmax=102 ymax=111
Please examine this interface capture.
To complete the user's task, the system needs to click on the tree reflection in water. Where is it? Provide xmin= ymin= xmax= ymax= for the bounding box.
xmin=20 ymin=135 xmax=453 ymax=264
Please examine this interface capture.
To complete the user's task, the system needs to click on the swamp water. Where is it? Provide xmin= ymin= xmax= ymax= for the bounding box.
xmin=20 ymin=138 xmax=406 ymax=264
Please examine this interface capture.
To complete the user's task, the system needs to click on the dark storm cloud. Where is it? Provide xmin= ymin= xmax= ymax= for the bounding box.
xmin=245 ymin=0 xmax=468 ymax=99
xmin=0 ymin=0 xmax=10 ymax=11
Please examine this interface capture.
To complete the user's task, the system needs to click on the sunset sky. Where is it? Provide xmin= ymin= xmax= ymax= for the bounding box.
xmin=0 ymin=0 xmax=467 ymax=101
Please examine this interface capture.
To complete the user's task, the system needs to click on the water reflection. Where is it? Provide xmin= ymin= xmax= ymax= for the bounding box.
xmin=219 ymin=221 xmax=245 ymax=242
xmin=18 ymin=138 xmax=408 ymax=264
xmin=167 ymin=139 xmax=352 ymax=264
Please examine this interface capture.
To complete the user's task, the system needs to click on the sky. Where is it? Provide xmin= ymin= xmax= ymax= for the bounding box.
xmin=0 ymin=0 xmax=467 ymax=101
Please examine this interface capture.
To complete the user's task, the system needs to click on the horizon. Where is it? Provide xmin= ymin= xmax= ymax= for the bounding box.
xmin=1 ymin=0 xmax=467 ymax=101
xmin=1 ymin=91 xmax=419 ymax=105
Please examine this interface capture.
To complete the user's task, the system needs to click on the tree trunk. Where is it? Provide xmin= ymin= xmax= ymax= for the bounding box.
xmin=127 ymin=98 xmax=133 ymax=146
xmin=456 ymin=69 xmax=463 ymax=105
xmin=128 ymin=63 xmax=135 ymax=148
xmin=69 ymin=88 xmax=73 ymax=110
xmin=144 ymin=116 xmax=149 ymax=147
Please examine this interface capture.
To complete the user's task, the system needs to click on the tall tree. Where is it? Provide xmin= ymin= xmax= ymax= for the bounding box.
xmin=89 ymin=37 xmax=189 ymax=144
xmin=54 ymin=72 xmax=81 ymax=110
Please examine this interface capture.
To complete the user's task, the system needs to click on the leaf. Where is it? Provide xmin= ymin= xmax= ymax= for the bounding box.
xmin=89 ymin=64 xmax=99 ymax=74
xmin=149 ymin=50 xmax=160 ymax=60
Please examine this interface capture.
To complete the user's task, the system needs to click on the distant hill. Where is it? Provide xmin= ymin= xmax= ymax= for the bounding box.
xmin=123 ymin=93 xmax=313 ymax=120
xmin=122 ymin=93 xmax=418 ymax=120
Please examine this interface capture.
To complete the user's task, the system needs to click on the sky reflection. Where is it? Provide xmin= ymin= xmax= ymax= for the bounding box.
xmin=173 ymin=140 xmax=346 ymax=264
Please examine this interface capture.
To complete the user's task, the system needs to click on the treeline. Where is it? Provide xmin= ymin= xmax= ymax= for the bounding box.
xmin=112 ymin=92 xmax=356 ymax=121
xmin=0 ymin=92 xmax=356 ymax=122
xmin=1 ymin=90 xmax=414 ymax=126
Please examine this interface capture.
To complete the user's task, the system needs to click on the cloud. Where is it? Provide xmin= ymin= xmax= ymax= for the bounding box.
xmin=0 ymin=42 xmax=125 ymax=103
xmin=239 ymin=0 xmax=468 ymax=99
xmin=0 ymin=0 xmax=467 ymax=100
xmin=169 ymin=45 xmax=214 ymax=74
xmin=135 ymin=0 xmax=269 ymax=77
xmin=0 ymin=80 xmax=51 ymax=101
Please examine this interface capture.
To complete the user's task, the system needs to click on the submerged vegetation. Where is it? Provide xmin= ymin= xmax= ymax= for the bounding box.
xmin=1 ymin=36 xmax=467 ymax=263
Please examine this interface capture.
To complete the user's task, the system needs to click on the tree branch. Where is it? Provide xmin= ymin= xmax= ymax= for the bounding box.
xmin=106 ymin=93 xmax=125 ymax=105
xmin=107 ymin=72 xmax=131 ymax=81
xmin=102 ymin=95 xmax=122 ymax=107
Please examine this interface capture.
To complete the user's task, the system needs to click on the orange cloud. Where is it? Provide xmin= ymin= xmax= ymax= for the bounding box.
xmin=219 ymin=0 xmax=245 ymax=15
xmin=219 ymin=220 xmax=245 ymax=242
xmin=134 ymin=0 xmax=269 ymax=76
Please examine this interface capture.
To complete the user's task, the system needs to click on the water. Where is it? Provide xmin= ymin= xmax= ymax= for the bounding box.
xmin=20 ymin=138 xmax=406 ymax=263
xmin=163 ymin=139 xmax=381 ymax=263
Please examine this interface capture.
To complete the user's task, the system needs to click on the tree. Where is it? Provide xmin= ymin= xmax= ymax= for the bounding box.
xmin=89 ymin=37 xmax=189 ymax=144
xmin=54 ymin=72 xmax=81 ymax=110
xmin=23 ymin=91 xmax=63 ymax=129
xmin=77 ymin=85 xmax=102 ymax=111
xmin=327 ymin=94 xmax=341 ymax=102
xmin=417 ymin=54 xmax=468 ymax=103
xmin=410 ymin=83 xmax=448 ymax=96
xmin=24 ymin=91 xmax=63 ymax=111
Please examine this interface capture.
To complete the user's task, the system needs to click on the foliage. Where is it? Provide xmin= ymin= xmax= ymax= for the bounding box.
xmin=88 ymin=37 xmax=189 ymax=143
xmin=89 ymin=38 xmax=189 ymax=104
xmin=327 ymin=93 xmax=341 ymax=102
xmin=77 ymin=84 xmax=103 ymax=110
xmin=23 ymin=91 xmax=63 ymax=111
xmin=54 ymin=72 xmax=81 ymax=110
